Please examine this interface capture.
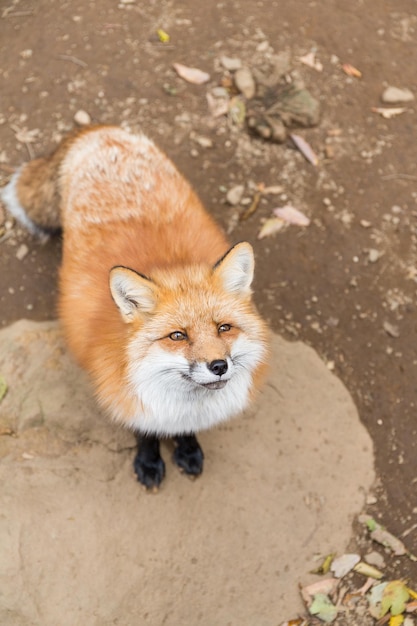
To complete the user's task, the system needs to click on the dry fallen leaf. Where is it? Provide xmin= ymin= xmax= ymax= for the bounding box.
xmin=0 ymin=375 xmax=7 ymax=403
xmin=381 ymin=581 xmax=410 ymax=617
xmin=228 ymin=96 xmax=246 ymax=126
xmin=405 ymin=599 xmax=417 ymax=611
xmin=299 ymin=51 xmax=323 ymax=72
xmin=301 ymin=577 xmax=338 ymax=604
xmin=368 ymin=582 xmax=388 ymax=619
xmin=309 ymin=593 xmax=338 ymax=622
xmin=206 ymin=92 xmax=230 ymax=118
xmin=342 ymin=63 xmax=362 ymax=78
xmin=361 ymin=515 xmax=407 ymax=556
xmin=371 ymin=107 xmax=407 ymax=119
xmin=273 ymin=205 xmax=310 ymax=226
xmin=290 ymin=133 xmax=318 ymax=166
xmin=173 ymin=62 xmax=210 ymax=84
xmin=353 ymin=561 xmax=384 ymax=580
xmin=10 ymin=125 xmax=40 ymax=144
xmin=330 ymin=553 xmax=361 ymax=578
xmin=258 ymin=217 xmax=286 ymax=239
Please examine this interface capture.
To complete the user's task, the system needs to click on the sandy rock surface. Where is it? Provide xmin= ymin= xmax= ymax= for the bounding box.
xmin=0 ymin=320 xmax=374 ymax=626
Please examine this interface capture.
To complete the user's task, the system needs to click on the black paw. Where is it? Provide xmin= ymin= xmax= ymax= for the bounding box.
xmin=173 ymin=435 xmax=204 ymax=478
xmin=133 ymin=452 xmax=166 ymax=491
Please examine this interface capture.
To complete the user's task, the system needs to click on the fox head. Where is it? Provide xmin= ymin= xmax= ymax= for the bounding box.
xmin=109 ymin=242 xmax=268 ymax=435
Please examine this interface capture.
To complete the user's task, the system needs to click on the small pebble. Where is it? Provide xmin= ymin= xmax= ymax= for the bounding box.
xmin=16 ymin=244 xmax=29 ymax=260
xmin=226 ymin=185 xmax=244 ymax=206
xmin=211 ymin=86 xmax=229 ymax=98
xmin=364 ymin=551 xmax=385 ymax=569
xmin=256 ymin=40 xmax=270 ymax=52
xmin=234 ymin=67 xmax=256 ymax=99
xmin=382 ymin=86 xmax=414 ymax=104
xmin=220 ymin=56 xmax=242 ymax=71
xmin=194 ymin=136 xmax=213 ymax=149
xmin=74 ymin=110 xmax=91 ymax=125
xmin=383 ymin=321 xmax=400 ymax=338
xmin=368 ymin=249 xmax=381 ymax=263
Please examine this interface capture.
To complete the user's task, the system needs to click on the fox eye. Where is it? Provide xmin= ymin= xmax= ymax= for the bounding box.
xmin=218 ymin=323 xmax=231 ymax=333
xmin=169 ymin=331 xmax=187 ymax=341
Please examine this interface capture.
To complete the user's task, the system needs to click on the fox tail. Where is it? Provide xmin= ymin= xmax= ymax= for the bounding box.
xmin=0 ymin=128 xmax=84 ymax=238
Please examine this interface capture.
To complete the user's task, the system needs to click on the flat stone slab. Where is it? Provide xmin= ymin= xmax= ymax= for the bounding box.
xmin=0 ymin=320 xmax=374 ymax=626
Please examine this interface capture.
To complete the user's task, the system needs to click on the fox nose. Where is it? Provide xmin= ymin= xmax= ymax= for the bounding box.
xmin=208 ymin=359 xmax=228 ymax=377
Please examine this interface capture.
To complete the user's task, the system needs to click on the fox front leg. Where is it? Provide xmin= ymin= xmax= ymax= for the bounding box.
xmin=134 ymin=434 xmax=166 ymax=491
xmin=173 ymin=434 xmax=204 ymax=478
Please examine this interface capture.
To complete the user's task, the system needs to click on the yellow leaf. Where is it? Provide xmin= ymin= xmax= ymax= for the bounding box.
xmin=407 ymin=587 xmax=417 ymax=600
xmin=310 ymin=553 xmax=335 ymax=575
xmin=353 ymin=561 xmax=384 ymax=579
xmin=381 ymin=581 xmax=410 ymax=617
xmin=157 ymin=29 xmax=170 ymax=43
xmin=389 ymin=615 xmax=404 ymax=626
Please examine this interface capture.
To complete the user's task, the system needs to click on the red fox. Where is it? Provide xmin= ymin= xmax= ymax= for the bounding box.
xmin=1 ymin=125 xmax=269 ymax=489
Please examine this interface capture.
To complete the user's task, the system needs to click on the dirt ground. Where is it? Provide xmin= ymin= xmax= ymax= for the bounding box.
xmin=1 ymin=0 xmax=417 ymax=622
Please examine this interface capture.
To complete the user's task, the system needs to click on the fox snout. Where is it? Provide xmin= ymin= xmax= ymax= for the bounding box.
xmin=186 ymin=357 xmax=232 ymax=391
xmin=207 ymin=359 xmax=228 ymax=376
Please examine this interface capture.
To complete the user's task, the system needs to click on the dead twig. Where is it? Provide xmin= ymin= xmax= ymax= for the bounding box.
xmin=24 ymin=142 xmax=34 ymax=160
xmin=57 ymin=54 xmax=88 ymax=68
xmin=239 ymin=184 xmax=264 ymax=221
xmin=2 ymin=9 xmax=33 ymax=18
xmin=381 ymin=173 xmax=417 ymax=181
xmin=401 ymin=522 xmax=417 ymax=538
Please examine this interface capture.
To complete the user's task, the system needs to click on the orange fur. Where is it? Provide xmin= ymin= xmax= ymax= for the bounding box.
xmin=8 ymin=125 xmax=269 ymax=434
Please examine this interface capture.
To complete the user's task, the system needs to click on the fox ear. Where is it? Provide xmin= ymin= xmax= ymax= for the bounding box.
xmin=213 ymin=242 xmax=254 ymax=296
xmin=109 ymin=267 xmax=157 ymax=322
